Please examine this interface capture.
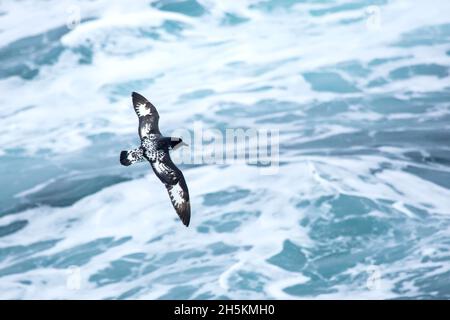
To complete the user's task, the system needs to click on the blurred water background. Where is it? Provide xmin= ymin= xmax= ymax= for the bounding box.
xmin=0 ymin=0 xmax=450 ymax=299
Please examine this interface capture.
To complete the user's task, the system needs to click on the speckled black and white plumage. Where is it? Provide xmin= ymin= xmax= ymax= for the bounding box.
xmin=120 ymin=92 xmax=191 ymax=227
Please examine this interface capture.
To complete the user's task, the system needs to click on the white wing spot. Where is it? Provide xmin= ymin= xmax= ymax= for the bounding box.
xmin=136 ymin=102 xmax=150 ymax=117
xmin=170 ymin=182 xmax=185 ymax=207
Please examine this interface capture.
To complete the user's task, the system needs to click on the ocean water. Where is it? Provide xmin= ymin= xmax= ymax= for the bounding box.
xmin=1 ymin=0 xmax=450 ymax=299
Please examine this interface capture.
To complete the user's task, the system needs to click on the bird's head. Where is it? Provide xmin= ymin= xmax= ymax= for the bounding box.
xmin=170 ymin=137 xmax=188 ymax=151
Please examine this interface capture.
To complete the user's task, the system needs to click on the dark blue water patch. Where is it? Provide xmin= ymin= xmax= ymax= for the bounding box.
xmin=90 ymin=248 xmax=207 ymax=287
xmin=372 ymin=243 xmax=415 ymax=265
xmin=255 ymin=112 xmax=301 ymax=124
xmin=208 ymin=242 xmax=240 ymax=256
xmin=53 ymin=236 xmax=131 ymax=268
xmin=197 ymin=210 xmax=260 ymax=234
xmin=309 ymin=0 xmax=387 ymax=17
xmin=0 ymin=18 xmax=96 ymax=80
xmin=421 ymin=112 xmax=450 ymax=130
xmin=310 ymin=215 xmax=389 ymax=241
xmin=0 ymin=25 xmax=67 ymax=79
xmin=0 ymin=239 xmax=60 ymax=264
xmin=18 ymin=280 xmax=32 ymax=286
xmin=287 ymin=128 xmax=450 ymax=152
xmin=160 ymin=285 xmax=198 ymax=299
xmin=373 ymin=129 xmax=450 ymax=149
xmin=5 ymin=175 xmax=130 ymax=216
xmin=397 ymin=268 xmax=450 ymax=299
xmin=354 ymin=90 xmax=450 ymax=118
xmin=178 ymin=89 xmax=215 ymax=101
xmin=152 ymin=0 xmax=206 ymax=17
xmin=389 ymin=64 xmax=449 ymax=80
xmin=324 ymin=194 xmax=381 ymax=218
xmin=340 ymin=16 xmax=365 ymax=25
xmin=215 ymin=99 xmax=300 ymax=118
xmin=304 ymin=99 xmax=351 ymax=117
xmin=197 ymin=221 xmax=240 ymax=234
xmin=367 ymin=77 xmax=389 ymax=88
xmin=290 ymin=147 xmax=383 ymax=160
xmin=335 ymin=60 xmax=372 ymax=78
xmin=71 ymin=44 xmax=94 ymax=65
xmin=302 ymin=72 xmax=360 ymax=93
xmin=422 ymin=251 xmax=450 ymax=264
xmin=404 ymin=165 xmax=450 ymax=190
xmin=202 ymin=187 xmax=251 ymax=206
xmin=312 ymin=250 xmax=371 ymax=279
xmin=154 ymin=249 xmax=206 ymax=265
xmin=408 ymin=89 xmax=450 ymax=105
xmin=389 ymin=268 xmax=435 ymax=296
xmin=89 ymin=252 xmax=149 ymax=286
xmin=115 ymin=286 xmax=145 ymax=300
xmin=101 ymin=76 xmax=161 ymax=102
xmin=404 ymin=149 xmax=450 ymax=167
xmin=369 ymin=96 xmax=426 ymax=114
xmin=161 ymin=20 xmax=191 ymax=35
xmin=368 ymin=56 xmax=412 ymax=67
xmin=402 ymin=204 xmax=430 ymax=220
xmin=0 ymin=236 xmax=130 ymax=277
xmin=139 ymin=19 xmax=192 ymax=40
xmin=222 ymin=13 xmax=249 ymax=26
xmin=266 ymin=240 xmax=307 ymax=273
xmin=394 ymin=23 xmax=450 ymax=47
xmin=250 ymin=0 xmax=310 ymax=12
xmin=193 ymin=291 xmax=216 ymax=299
xmin=153 ymin=265 xmax=224 ymax=285
xmin=286 ymin=130 xmax=372 ymax=150
xmin=283 ymin=273 xmax=337 ymax=297
xmin=240 ymin=85 xmax=275 ymax=93
xmin=368 ymin=161 xmax=394 ymax=176
xmin=137 ymin=27 xmax=161 ymax=40
xmin=0 ymin=220 xmax=28 ymax=238
xmin=228 ymin=270 xmax=269 ymax=292
xmin=332 ymin=264 xmax=383 ymax=291
xmin=299 ymin=195 xmax=415 ymax=269
xmin=0 ymin=153 xmax=68 ymax=217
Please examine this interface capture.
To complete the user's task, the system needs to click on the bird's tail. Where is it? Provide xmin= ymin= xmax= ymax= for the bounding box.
xmin=120 ymin=151 xmax=132 ymax=166
xmin=120 ymin=148 xmax=145 ymax=166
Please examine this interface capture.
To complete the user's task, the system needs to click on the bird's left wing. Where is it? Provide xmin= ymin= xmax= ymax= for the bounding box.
xmin=150 ymin=152 xmax=191 ymax=226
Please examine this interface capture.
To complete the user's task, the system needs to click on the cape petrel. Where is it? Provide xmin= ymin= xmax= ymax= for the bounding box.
xmin=120 ymin=92 xmax=190 ymax=226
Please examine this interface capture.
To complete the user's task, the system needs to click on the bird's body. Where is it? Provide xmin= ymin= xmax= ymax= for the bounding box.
xmin=142 ymin=134 xmax=163 ymax=162
xmin=120 ymin=92 xmax=191 ymax=227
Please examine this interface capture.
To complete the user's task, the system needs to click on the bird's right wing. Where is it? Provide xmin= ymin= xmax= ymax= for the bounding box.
xmin=131 ymin=91 xmax=160 ymax=139
xmin=150 ymin=152 xmax=190 ymax=227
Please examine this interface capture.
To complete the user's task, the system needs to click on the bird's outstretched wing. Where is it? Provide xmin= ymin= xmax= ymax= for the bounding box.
xmin=150 ymin=152 xmax=190 ymax=227
xmin=131 ymin=91 xmax=160 ymax=139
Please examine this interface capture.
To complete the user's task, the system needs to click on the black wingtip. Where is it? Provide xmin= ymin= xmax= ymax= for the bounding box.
xmin=120 ymin=151 xmax=131 ymax=166
xmin=132 ymin=91 xmax=146 ymax=102
xmin=182 ymin=203 xmax=191 ymax=227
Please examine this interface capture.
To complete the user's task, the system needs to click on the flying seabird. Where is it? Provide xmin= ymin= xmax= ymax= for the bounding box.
xmin=120 ymin=92 xmax=190 ymax=226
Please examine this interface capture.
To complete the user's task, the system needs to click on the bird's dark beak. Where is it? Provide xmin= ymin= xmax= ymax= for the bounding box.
xmin=173 ymin=141 xmax=188 ymax=151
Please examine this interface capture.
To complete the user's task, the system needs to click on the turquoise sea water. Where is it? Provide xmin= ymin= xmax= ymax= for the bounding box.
xmin=0 ymin=0 xmax=450 ymax=299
